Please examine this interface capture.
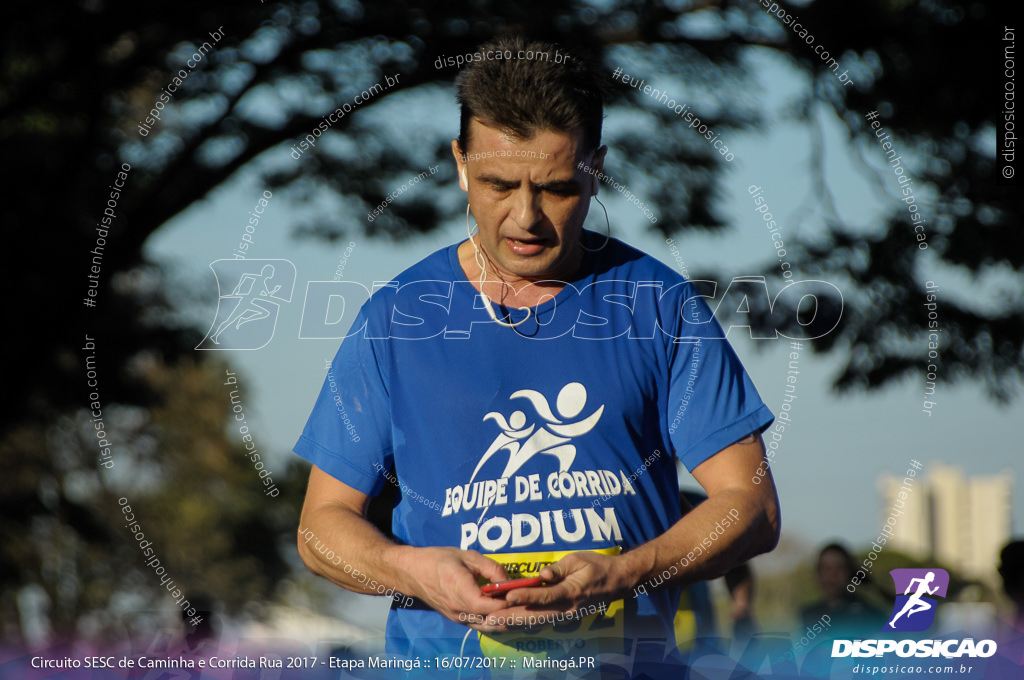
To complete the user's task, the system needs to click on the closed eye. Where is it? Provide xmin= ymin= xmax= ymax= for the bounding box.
xmin=544 ymin=185 xmax=579 ymax=197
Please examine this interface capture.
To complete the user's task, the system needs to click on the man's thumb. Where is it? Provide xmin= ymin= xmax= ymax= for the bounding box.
xmin=471 ymin=554 xmax=508 ymax=583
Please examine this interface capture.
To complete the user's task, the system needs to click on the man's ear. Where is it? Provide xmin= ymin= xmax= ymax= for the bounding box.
xmin=452 ymin=139 xmax=468 ymax=192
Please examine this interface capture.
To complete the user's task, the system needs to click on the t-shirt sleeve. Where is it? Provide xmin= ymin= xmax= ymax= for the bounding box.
xmin=666 ymin=286 xmax=774 ymax=471
xmin=293 ymin=306 xmax=394 ymax=496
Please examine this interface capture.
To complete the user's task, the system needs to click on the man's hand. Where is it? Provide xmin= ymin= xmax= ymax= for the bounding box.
xmin=395 ymin=545 xmax=512 ymax=632
xmin=478 ymin=551 xmax=635 ymax=632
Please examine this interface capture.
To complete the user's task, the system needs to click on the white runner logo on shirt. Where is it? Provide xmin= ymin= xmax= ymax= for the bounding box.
xmin=442 ymin=381 xmax=637 ymax=551
xmin=471 ymin=382 xmax=604 ymax=483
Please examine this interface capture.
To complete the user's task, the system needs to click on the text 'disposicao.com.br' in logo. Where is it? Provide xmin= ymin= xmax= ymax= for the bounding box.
xmin=832 ymin=567 xmax=998 ymax=660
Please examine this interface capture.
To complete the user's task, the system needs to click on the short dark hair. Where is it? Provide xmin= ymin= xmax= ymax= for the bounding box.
xmin=818 ymin=542 xmax=856 ymax=576
xmin=455 ymin=35 xmax=604 ymax=156
xmin=999 ymin=539 xmax=1024 ymax=592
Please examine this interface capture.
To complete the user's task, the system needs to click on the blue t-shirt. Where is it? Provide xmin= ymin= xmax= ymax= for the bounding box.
xmin=294 ymin=233 xmax=773 ymax=676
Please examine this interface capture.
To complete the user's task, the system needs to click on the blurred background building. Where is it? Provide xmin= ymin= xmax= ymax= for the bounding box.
xmin=879 ymin=462 xmax=1014 ymax=587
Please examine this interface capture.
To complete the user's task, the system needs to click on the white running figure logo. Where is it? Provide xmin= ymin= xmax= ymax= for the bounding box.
xmin=469 ymin=382 xmax=603 ymax=520
xmin=211 ymin=264 xmax=282 ymax=344
xmin=889 ymin=571 xmax=939 ymax=628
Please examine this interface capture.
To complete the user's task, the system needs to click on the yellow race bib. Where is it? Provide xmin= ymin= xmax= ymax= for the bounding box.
xmin=478 ymin=547 xmax=625 ymax=674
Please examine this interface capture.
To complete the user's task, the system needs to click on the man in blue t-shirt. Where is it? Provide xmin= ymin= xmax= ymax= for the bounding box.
xmin=294 ymin=34 xmax=781 ymax=677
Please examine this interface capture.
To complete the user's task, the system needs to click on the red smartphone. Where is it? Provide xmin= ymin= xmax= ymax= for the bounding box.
xmin=480 ymin=576 xmax=543 ymax=596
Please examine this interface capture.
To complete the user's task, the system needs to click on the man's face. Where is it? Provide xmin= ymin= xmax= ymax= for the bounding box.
xmin=452 ymin=118 xmax=606 ymax=282
xmin=817 ymin=549 xmax=851 ymax=599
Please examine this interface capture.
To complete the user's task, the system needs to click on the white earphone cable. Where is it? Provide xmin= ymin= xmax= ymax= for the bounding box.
xmin=466 ymin=203 xmax=533 ymax=328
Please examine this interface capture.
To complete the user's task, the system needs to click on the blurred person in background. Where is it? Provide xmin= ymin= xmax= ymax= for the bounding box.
xmin=999 ymin=540 xmax=1024 ymax=632
xmin=725 ymin=563 xmax=758 ymax=642
xmin=800 ymin=542 xmax=886 ymax=637
xmin=997 ymin=539 xmax=1024 ymax=664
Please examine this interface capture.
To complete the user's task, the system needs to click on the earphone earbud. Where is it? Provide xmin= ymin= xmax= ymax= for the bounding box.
xmin=461 ymin=167 xmax=468 ymax=187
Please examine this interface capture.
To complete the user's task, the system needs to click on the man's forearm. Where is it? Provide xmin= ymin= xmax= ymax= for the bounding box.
xmin=623 ymin=486 xmax=779 ymax=595
xmin=298 ymin=502 xmax=415 ymax=597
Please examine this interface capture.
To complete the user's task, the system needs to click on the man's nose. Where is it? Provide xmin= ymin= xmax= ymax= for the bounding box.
xmin=511 ymin=187 xmax=541 ymax=229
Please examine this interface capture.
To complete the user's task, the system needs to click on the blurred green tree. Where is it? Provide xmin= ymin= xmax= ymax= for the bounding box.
xmin=0 ymin=356 xmax=306 ymax=640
